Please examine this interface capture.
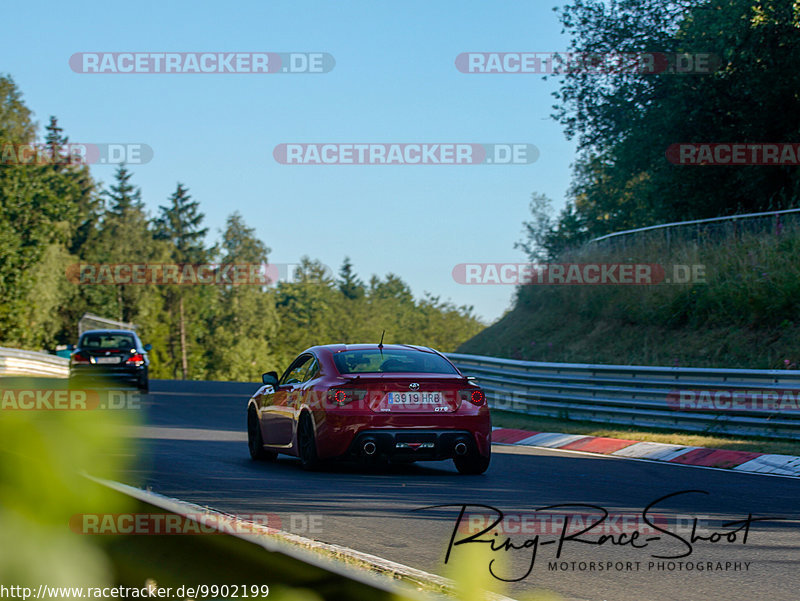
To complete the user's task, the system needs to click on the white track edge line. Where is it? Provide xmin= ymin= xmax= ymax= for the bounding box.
xmin=492 ymin=442 xmax=800 ymax=480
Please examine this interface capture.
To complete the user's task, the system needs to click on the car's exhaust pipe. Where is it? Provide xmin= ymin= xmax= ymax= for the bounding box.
xmin=362 ymin=439 xmax=377 ymax=456
xmin=454 ymin=441 xmax=468 ymax=456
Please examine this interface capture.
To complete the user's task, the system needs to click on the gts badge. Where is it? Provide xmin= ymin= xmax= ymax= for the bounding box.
xmin=434 ymin=406 xmax=449 ymax=412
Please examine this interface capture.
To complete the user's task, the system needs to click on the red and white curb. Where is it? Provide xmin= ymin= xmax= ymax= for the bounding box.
xmin=491 ymin=427 xmax=800 ymax=477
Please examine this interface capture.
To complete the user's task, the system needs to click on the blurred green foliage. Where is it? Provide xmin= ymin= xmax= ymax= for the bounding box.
xmin=0 ymin=377 xmax=137 ymax=587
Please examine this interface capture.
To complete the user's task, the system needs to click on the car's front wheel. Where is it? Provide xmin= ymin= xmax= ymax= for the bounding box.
xmin=248 ymin=408 xmax=277 ymax=461
xmin=454 ymin=453 xmax=490 ymax=475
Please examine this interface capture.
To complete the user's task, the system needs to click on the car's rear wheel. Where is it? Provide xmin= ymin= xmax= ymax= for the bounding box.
xmin=248 ymin=408 xmax=277 ymax=461
xmin=297 ymin=413 xmax=320 ymax=470
xmin=454 ymin=453 xmax=490 ymax=475
xmin=138 ymin=375 xmax=149 ymax=394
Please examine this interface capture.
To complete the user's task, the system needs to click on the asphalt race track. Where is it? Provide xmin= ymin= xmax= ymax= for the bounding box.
xmin=115 ymin=380 xmax=800 ymax=601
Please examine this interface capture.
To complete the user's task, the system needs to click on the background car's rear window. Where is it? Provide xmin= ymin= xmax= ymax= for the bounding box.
xmin=80 ymin=333 xmax=136 ymax=350
xmin=333 ymin=349 xmax=458 ymax=374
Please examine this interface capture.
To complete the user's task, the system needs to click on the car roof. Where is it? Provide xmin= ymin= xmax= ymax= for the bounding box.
xmin=81 ymin=329 xmax=138 ymax=336
xmin=309 ymin=343 xmax=437 ymax=355
xmin=81 ymin=330 xmax=138 ymax=338
xmin=287 ymin=343 xmax=459 ymax=376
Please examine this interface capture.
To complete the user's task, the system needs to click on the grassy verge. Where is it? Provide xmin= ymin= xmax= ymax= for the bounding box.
xmin=459 ymin=224 xmax=800 ymax=369
xmin=492 ymin=409 xmax=800 ymax=456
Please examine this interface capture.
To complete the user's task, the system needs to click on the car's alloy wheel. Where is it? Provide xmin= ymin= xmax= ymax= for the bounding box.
xmin=247 ymin=408 xmax=276 ymax=461
xmin=454 ymin=453 xmax=490 ymax=475
xmin=297 ymin=413 xmax=319 ymax=470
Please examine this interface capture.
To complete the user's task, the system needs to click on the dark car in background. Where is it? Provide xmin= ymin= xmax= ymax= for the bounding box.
xmin=247 ymin=343 xmax=491 ymax=474
xmin=69 ymin=329 xmax=151 ymax=393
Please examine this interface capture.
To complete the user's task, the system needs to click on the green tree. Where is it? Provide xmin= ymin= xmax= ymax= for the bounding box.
xmin=153 ymin=183 xmax=208 ymax=262
xmin=80 ymin=165 xmax=153 ymax=324
xmin=0 ymin=79 xmax=92 ymax=347
xmin=76 ymin=165 xmax=174 ymax=375
xmin=205 ymin=213 xmax=280 ymax=380
xmin=219 ymin=211 xmax=269 ymax=264
xmin=0 ymin=75 xmax=34 ymax=144
xmin=32 ymin=117 xmax=100 ymax=348
xmin=337 ymin=256 xmax=365 ymax=300
xmin=153 ymin=183 xmax=210 ymax=379
xmin=273 ymin=257 xmax=337 ymax=365
xmin=368 ymin=273 xmax=414 ymax=303
xmin=516 ymin=192 xmax=589 ymax=260
xmin=553 ymin=0 xmax=800 ymax=241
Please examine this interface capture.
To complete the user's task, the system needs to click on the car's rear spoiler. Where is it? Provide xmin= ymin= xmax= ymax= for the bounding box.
xmin=339 ymin=373 xmax=473 ymax=385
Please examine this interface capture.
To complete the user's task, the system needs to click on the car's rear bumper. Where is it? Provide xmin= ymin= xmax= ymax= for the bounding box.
xmin=69 ymin=365 xmax=146 ymax=386
xmin=315 ymin=409 xmax=492 ymax=460
xmin=346 ymin=428 xmax=485 ymax=461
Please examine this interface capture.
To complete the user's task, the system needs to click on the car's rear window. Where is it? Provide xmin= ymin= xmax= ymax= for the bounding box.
xmin=80 ymin=333 xmax=136 ymax=350
xmin=333 ymin=349 xmax=458 ymax=374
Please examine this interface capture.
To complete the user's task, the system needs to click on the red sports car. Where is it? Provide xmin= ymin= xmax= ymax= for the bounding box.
xmin=246 ymin=344 xmax=491 ymax=474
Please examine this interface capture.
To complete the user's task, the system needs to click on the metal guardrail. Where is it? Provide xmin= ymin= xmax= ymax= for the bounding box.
xmin=589 ymin=207 xmax=800 ymax=244
xmin=6 ymin=345 xmax=800 ymax=439
xmin=448 ymin=353 xmax=800 ymax=440
xmin=0 ymin=346 xmax=69 ymax=377
xmin=585 ymin=207 xmax=800 ymax=251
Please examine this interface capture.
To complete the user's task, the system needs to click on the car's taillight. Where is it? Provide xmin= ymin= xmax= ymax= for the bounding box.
xmin=71 ymin=351 xmax=91 ymax=365
xmin=126 ymin=353 xmax=145 ymax=366
xmin=460 ymin=389 xmax=486 ymax=406
xmin=327 ymin=389 xmax=367 ymax=406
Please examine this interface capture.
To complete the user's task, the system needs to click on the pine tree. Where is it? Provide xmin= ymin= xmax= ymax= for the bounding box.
xmin=205 ymin=212 xmax=279 ymax=380
xmin=0 ymin=75 xmax=35 ymax=144
xmin=337 ymin=257 xmax=365 ymax=300
xmin=105 ymin=164 xmax=145 ymax=219
xmin=154 ymin=183 xmax=208 ymax=262
xmin=44 ymin=116 xmax=67 ymax=165
xmin=0 ymin=82 xmax=92 ymax=345
xmin=154 ymin=183 xmax=209 ymax=379
xmin=89 ymin=165 xmax=152 ymax=323
xmin=220 ymin=211 xmax=269 ymax=264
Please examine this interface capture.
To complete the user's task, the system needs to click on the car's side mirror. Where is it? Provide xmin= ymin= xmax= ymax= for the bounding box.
xmin=262 ymin=371 xmax=279 ymax=387
xmin=144 ymin=344 xmax=152 ymax=352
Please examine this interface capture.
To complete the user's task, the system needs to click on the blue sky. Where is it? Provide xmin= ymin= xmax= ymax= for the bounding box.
xmin=1 ymin=1 xmax=577 ymax=322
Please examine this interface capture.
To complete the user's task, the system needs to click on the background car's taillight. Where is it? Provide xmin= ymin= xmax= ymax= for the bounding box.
xmin=327 ymin=389 xmax=367 ymax=406
xmin=126 ymin=353 xmax=145 ymax=366
xmin=71 ymin=351 xmax=91 ymax=364
xmin=460 ymin=389 xmax=486 ymax=406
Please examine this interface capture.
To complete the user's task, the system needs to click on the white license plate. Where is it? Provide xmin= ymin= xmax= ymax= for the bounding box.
xmin=387 ymin=392 xmax=443 ymax=405
xmin=95 ymin=357 xmax=120 ymax=364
